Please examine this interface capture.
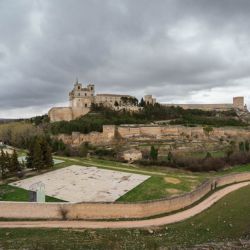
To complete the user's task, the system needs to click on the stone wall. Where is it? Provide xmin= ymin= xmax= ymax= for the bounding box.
xmin=163 ymin=103 xmax=234 ymax=111
xmin=57 ymin=125 xmax=250 ymax=146
xmin=0 ymin=172 xmax=249 ymax=220
xmin=48 ymin=107 xmax=73 ymax=122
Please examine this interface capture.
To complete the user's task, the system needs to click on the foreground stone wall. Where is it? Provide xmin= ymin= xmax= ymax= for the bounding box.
xmin=0 ymin=172 xmax=249 ymax=220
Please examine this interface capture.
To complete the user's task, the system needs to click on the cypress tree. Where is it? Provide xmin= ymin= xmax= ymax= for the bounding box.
xmin=11 ymin=149 xmax=21 ymax=172
xmin=239 ymin=141 xmax=245 ymax=152
xmin=26 ymin=138 xmax=35 ymax=169
xmin=32 ymin=139 xmax=43 ymax=171
xmin=150 ymin=146 xmax=158 ymax=161
xmin=41 ymin=138 xmax=53 ymax=168
xmin=245 ymin=140 xmax=250 ymax=152
xmin=0 ymin=149 xmax=7 ymax=179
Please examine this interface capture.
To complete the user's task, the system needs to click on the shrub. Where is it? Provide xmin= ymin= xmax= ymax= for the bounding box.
xmin=137 ymin=151 xmax=250 ymax=172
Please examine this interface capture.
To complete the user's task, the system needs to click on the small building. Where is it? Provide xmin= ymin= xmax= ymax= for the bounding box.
xmin=121 ymin=149 xmax=142 ymax=162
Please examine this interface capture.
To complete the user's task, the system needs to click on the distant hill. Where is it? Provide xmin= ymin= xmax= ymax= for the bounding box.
xmin=0 ymin=118 xmax=20 ymax=124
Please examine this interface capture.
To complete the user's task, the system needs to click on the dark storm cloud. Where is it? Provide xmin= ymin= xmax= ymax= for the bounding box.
xmin=1 ymin=0 xmax=250 ymax=117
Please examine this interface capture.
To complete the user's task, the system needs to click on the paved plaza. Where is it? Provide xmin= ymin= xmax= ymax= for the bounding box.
xmin=11 ymin=165 xmax=150 ymax=202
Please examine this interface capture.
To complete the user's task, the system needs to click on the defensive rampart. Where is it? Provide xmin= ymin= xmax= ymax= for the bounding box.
xmin=57 ymin=125 xmax=250 ymax=146
xmin=0 ymin=172 xmax=249 ymax=220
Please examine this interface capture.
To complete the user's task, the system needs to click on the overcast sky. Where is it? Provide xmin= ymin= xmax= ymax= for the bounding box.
xmin=0 ymin=0 xmax=250 ymax=118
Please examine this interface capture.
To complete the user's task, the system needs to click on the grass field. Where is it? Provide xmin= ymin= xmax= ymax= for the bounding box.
xmin=0 ymin=185 xmax=249 ymax=249
xmin=0 ymin=184 xmax=64 ymax=202
xmin=0 ymin=152 xmax=249 ymax=203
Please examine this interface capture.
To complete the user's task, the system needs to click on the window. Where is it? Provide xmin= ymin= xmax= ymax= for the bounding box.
xmin=78 ymin=93 xmax=80 ymax=96
xmin=78 ymin=86 xmax=80 ymax=90
xmin=85 ymin=104 xmax=87 ymax=108
xmin=85 ymin=93 xmax=87 ymax=96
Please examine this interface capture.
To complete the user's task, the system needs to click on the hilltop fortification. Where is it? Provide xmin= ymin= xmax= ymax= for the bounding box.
xmin=48 ymin=80 xmax=246 ymax=122
xmin=49 ymin=80 xmax=139 ymax=122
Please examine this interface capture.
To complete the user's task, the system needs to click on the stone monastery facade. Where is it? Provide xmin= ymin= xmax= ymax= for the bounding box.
xmin=49 ymin=80 xmax=246 ymax=122
xmin=49 ymin=80 xmax=140 ymax=122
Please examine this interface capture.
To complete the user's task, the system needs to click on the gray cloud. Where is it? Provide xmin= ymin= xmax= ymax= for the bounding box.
xmin=0 ymin=0 xmax=250 ymax=118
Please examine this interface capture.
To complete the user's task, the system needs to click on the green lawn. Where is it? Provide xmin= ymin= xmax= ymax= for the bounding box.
xmin=1 ymin=155 xmax=249 ymax=203
xmin=182 ymin=150 xmax=226 ymax=158
xmin=117 ymin=175 xmax=198 ymax=202
xmin=0 ymin=185 xmax=249 ymax=249
xmin=0 ymin=184 xmax=64 ymax=202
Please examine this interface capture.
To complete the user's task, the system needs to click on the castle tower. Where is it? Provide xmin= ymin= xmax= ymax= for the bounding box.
xmin=87 ymin=84 xmax=95 ymax=96
xmin=233 ymin=96 xmax=244 ymax=110
xmin=68 ymin=81 xmax=95 ymax=119
xmin=144 ymin=95 xmax=156 ymax=105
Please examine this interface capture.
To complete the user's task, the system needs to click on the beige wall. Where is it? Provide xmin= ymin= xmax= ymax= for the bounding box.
xmin=48 ymin=107 xmax=73 ymax=122
xmin=57 ymin=125 xmax=250 ymax=146
xmin=163 ymin=103 xmax=234 ymax=111
xmin=0 ymin=172 xmax=249 ymax=220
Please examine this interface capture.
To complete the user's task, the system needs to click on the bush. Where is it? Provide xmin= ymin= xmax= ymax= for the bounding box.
xmin=137 ymin=151 xmax=250 ymax=172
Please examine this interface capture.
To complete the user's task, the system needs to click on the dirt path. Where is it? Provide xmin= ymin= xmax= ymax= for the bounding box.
xmin=0 ymin=181 xmax=249 ymax=229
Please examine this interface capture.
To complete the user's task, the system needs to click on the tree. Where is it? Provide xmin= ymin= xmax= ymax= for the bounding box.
xmin=26 ymin=136 xmax=54 ymax=170
xmin=26 ymin=138 xmax=35 ymax=169
xmin=10 ymin=149 xmax=21 ymax=172
xmin=203 ymin=126 xmax=214 ymax=136
xmin=167 ymin=151 xmax=173 ymax=163
xmin=139 ymin=98 xmax=145 ymax=107
xmin=40 ymin=137 xmax=53 ymax=169
xmin=205 ymin=152 xmax=212 ymax=159
xmin=114 ymin=101 xmax=119 ymax=107
xmin=245 ymin=140 xmax=250 ymax=152
xmin=32 ymin=139 xmax=43 ymax=171
xmin=0 ymin=149 xmax=7 ymax=179
xmin=150 ymin=146 xmax=158 ymax=161
xmin=239 ymin=141 xmax=245 ymax=152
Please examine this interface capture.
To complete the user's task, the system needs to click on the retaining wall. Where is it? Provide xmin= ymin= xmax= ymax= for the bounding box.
xmin=0 ymin=172 xmax=249 ymax=220
xmin=57 ymin=125 xmax=250 ymax=146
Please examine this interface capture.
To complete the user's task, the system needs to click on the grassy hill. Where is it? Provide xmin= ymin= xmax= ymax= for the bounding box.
xmin=50 ymin=104 xmax=247 ymax=135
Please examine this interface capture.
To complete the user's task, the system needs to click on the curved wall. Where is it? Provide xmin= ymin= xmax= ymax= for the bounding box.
xmin=0 ymin=172 xmax=249 ymax=220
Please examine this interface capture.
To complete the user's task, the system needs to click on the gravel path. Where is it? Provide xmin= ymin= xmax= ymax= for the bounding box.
xmin=0 ymin=181 xmax=249 ymax=229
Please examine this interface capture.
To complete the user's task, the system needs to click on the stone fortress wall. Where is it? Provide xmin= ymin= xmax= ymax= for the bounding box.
xmin=163 ymin=96 xmax=245 ymax=111
xmin=0 ymin=172 xmax=249 ymax=220
xmin=57 ymin=124 xmax=250 ymax=146
xmin=48 ymin=80 xmax=247 ymax=122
